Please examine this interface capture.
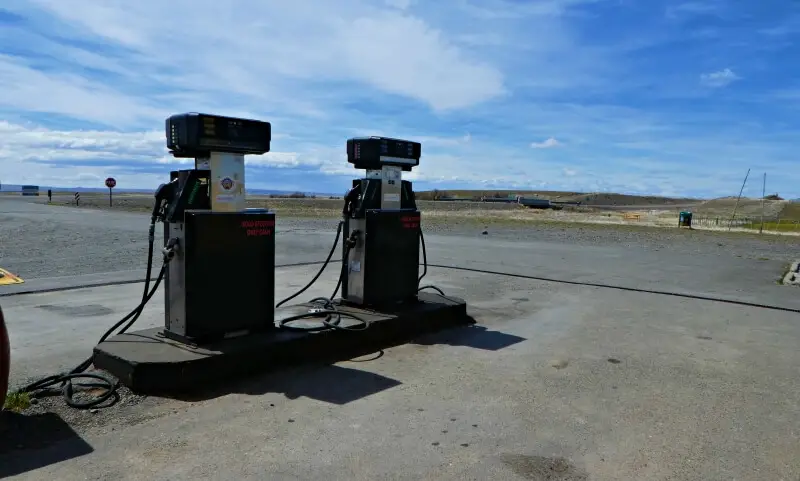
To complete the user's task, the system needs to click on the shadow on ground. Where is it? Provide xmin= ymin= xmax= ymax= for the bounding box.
xmin=159 ymin=322 xmax=525 ymax=404
xmin=414 ymin=324 xmax=526 ymax=351
xmin=0 ymin=411 xmax=94 ymax=478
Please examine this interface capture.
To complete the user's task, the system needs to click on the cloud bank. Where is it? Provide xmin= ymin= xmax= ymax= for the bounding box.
xmin=0 ymin=0 xmax=798 ymax=198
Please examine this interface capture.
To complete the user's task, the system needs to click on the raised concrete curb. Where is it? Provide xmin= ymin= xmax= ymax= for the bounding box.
xmin=782 ymin=261 xmax=800 ymax=286
xmin=94 ymin=292 xmax=471 ymax=394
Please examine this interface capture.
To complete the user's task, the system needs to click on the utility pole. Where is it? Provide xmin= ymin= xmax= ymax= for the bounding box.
xmin=728 ymin=168 xmax=750 ymax=231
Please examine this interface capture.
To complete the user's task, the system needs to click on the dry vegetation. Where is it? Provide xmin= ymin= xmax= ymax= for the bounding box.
xmin=415 ymin=189 xmax=699 ymax=207
xmin=12 ymin=190 xmax=800 ymax=235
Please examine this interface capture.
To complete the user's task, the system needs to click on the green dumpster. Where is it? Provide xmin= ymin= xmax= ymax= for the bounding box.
xmin=679 ymin=211 xmax=693 ymax=227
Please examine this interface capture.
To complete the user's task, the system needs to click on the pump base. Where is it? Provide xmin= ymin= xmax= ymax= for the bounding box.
xmin=92 ymin=292 xmax=470 ymax=394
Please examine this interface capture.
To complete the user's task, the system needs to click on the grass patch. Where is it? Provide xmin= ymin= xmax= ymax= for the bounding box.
xmin=3 ymin=391 xmax=31 ymax=413
xmin=778 ymin=202 xmax=800 ymax=222
xmin=741 ymin=221 xmax=800 ymax=232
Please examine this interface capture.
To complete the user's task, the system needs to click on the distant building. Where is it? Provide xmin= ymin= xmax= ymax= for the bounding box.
xmin=21 ymin=185 xmax=40 ymax=196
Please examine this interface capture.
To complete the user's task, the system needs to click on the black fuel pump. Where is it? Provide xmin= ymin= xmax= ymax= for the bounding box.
xmin=158 ymin=113 xmax=277 ymax=344
xmin=340 ymin=136 xmax=423 ymax=307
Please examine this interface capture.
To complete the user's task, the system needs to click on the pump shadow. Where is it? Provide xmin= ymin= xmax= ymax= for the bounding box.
xmin=171 ymin=363 xmax=402 ymax=405
xmin=153 ymin=317 xmax=522 ymax=405
xmin=0 ymin=411 xmax=94 ymax=478
xmin=413 ymin=324 xmax=527 ymax=351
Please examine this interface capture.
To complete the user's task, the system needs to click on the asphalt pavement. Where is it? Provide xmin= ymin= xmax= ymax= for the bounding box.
xmin=1 ymin=197 xmax=799 ymax=480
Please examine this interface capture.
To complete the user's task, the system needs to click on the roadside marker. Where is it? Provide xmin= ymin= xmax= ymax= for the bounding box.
xmin=0 ymin=268 xmax=24 ymax=285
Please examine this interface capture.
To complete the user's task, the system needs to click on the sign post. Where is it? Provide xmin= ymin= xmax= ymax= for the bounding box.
xmin=105 ymin=177 xmax=116 ymax=207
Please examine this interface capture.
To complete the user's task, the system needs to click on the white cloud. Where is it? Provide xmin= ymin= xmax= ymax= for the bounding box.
xmin=0 ymin=121 xmax=311 ymax=187
xmin=12 ymin=0 xmax=504 ymax=116
xmin=700 ymin=68 xmax=740 ymax=88
xmin=0 ymin=55 xmax=167 ymax=127
xmin=0 ymin=0 xmax=798 ymax=198
xmin=530 ymin=137 xmax=561 ymax=149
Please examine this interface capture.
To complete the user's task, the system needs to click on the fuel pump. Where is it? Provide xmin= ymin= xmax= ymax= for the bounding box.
xmin=159 ymin=112 xmax=277 ymax=344
xmin=341 ymin=136 xmax=423 ymax=307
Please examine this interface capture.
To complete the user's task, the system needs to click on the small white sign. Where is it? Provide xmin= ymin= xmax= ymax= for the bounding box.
xmin=383 ymin=193 xmax=401 ymax=203
xmin=383 ymin=167 xmax=401 ymax=181
xmin=349 ymin=261 xmax=361 ymax=273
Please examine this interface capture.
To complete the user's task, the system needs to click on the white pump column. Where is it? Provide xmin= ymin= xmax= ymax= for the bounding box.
xmin=365 ymin=165 xmax=402 ymax=210
xmin=199 ymin=151 xmax=246 ymax=212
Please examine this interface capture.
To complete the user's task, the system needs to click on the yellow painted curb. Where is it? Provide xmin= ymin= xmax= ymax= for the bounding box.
xmin=0 ymin=268 xmax=24 ymax=285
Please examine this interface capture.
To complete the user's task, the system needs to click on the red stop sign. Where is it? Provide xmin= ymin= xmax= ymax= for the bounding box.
xmin=105 ymin=177 xmax=117 ymax=189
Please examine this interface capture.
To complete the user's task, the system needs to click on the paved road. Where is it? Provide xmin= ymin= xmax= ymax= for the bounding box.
xmin=2 ymin=197 xmax=800 ymax=480
xmin=1 ymin=198 xmax=798 ymax=310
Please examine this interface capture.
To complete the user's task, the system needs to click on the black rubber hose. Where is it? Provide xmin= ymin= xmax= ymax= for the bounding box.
xmin=18 ymin=203 xmax=168 ymax=409
xmin=418 ymin=227 xmax=428 ymax=285
xmin=276 ymin=243 xmax=371 ymax=332
xmin=416 ymin=228 xmax=448 ymax=298
xmin=19 ymin=265 xmax=166 ymax=409
xmin=277 ymin=307 xmax=370 ymax=332
xmin=276 ymin=221 xmax=343 ymax=308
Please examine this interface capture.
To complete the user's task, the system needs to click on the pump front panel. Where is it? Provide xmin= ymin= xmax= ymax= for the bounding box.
xmin=179 ymin=210 xmax=276 ymax=341
xmin=346 ymin=209 xmax=420 ymax=306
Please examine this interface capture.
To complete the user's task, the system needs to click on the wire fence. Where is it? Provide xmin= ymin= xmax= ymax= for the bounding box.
xmin=689 ymin=215 xmax=800 ymax=231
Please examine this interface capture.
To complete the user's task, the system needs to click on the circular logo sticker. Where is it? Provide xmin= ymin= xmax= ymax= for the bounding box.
xmin=220 ymin=177 xmax=234 ymax=190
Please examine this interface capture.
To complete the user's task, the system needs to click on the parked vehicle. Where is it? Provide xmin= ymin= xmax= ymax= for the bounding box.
xmin=0 ymin=306 xmax=8 ymax=409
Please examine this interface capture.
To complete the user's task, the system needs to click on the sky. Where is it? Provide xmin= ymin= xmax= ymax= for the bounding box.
xmin=0 ymin=0 xmax=799 ymax=199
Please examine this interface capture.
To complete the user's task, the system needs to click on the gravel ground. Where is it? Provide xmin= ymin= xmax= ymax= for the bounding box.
xmin=0 ymin=202 xmax=339 ymax=279
xmin=2 ymin=196 xmax=800 ymax=280
xmin=2 ymin=383 xmax=159 ymax=446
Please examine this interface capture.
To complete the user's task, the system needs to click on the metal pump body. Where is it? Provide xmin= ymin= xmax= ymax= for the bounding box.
xmin=341 ymin=137 xmax=423 ymax=307
xmin=160 ymin=113 xmax=276 ymax=344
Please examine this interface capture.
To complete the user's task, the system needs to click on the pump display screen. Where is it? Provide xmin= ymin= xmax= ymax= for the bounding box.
xmin=166 ymin=113 xmax=271 ymax=156
xmin=347 ymin=136 xmax=421 ymax=170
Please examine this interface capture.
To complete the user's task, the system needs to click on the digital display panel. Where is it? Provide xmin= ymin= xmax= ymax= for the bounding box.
xmin=166 ymin=113 xmax=271 ymax=157
xmin=347 ymin=136 xmax=421 ymax=170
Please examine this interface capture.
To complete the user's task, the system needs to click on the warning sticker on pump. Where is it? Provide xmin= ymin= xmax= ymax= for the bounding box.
xmin=0 ymin=268 xmax=24 ymax=285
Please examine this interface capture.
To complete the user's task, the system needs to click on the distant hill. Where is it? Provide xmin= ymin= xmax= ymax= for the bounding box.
xmin=416 ymin=189 xmax=701 ymax=206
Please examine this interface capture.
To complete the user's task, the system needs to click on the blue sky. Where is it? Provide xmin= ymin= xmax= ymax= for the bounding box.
xmin=0 ymin=0 xmax=798 ymax=198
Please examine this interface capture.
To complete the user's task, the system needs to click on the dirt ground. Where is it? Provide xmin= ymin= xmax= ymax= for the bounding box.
xmin=18 ymin=192 xmax=800 ymax=236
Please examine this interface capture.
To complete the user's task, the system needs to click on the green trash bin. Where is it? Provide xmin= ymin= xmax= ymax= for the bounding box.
xmin=679 ymin=211 xmax=693 ymax=227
